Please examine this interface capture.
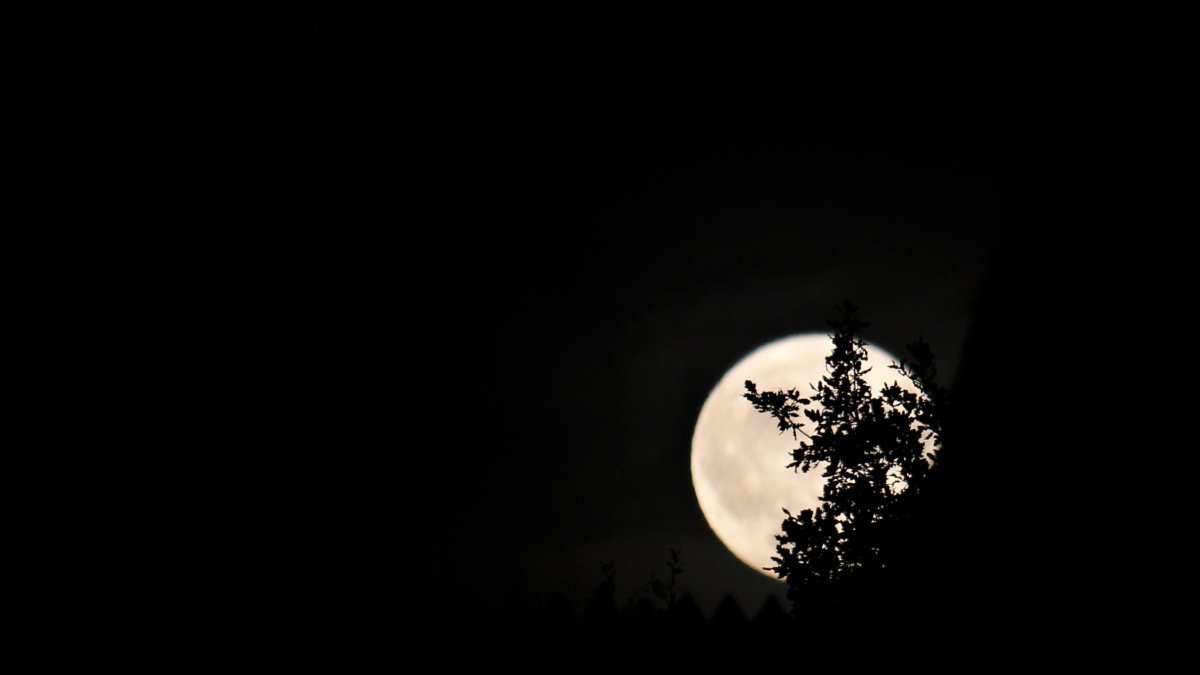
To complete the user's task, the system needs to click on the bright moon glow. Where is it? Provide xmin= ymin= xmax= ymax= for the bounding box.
xmin=691 ymin=334 xmax=910 ymax=579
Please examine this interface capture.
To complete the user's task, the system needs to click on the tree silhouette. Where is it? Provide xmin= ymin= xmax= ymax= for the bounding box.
xmin=744 ymin=302 xmax=945 ymax=598
xmin=648 ymin=548 xmax=684 ymax=612
xmin=584 ymin=560 xmax=618 ymax=624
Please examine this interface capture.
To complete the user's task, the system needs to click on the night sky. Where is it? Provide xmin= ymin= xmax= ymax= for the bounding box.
xmin=16 ymin=4 xmax=1198 ymax=670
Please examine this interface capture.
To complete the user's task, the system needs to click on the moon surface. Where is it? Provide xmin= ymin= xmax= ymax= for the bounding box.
xmin=691 ymin=334 xmax=908 ymax=579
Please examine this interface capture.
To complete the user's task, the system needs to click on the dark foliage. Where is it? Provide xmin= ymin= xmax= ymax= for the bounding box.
xmin=744 ymin=303 xmax=946 ymax=599
xmin=584 ymin=560 xmax=618 ymax=623
xmin=648 ymin=548 xmax=684 ymax=612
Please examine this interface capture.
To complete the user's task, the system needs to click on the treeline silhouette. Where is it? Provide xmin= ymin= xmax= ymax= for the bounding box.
xmin=425 ymin=563 xmax=797 ymax=674
xmin=421 ymin=546 xmax=949 ymax=673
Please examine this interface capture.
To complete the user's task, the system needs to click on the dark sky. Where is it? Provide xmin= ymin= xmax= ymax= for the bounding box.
xmin=19 ymin=3 xmax=996 ymax=616
xmin=488 ymin=171 xmax=995 ymax=613
xmin=19 ymin=5 xmax=1198 ymax=667
xmin=429 ymin=4 xmax=999 ymax=613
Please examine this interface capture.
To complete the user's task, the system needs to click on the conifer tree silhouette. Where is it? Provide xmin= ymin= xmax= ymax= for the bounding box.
xmin=744 ymin=302 xmax=945 ymax=597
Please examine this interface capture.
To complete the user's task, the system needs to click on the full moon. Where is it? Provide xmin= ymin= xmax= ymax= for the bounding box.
xmin=691 ymin=334 xmax=909 ymax=579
